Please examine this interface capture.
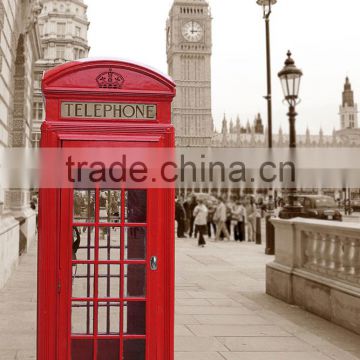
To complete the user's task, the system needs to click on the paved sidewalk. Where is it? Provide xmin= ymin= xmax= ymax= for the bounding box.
xmin=1 ymin=237 xmax=360 ymax=359
xmin=0 ymin=241 xmax=37 ymax=360
xmin=175 ymin=237 xmax=360 ymax=360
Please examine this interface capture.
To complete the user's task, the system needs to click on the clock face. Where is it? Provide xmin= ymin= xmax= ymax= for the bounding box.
xmin=182 ymin=21 xmax=204 ymax=42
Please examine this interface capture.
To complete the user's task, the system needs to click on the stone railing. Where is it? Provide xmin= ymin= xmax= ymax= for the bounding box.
xmin=302 ymin=228 xmax=360 ymax=286
xmin=267 ymin=218 xmax=360 ymax=334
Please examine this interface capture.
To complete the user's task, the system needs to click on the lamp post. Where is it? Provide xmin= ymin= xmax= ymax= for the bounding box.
xmin=278 ymin=51 xmax=303 ymax=215
xmin=256 ymin=0 xmax=276 ymax=148
xmin=257 ymin=1 xmax=276 ymax=254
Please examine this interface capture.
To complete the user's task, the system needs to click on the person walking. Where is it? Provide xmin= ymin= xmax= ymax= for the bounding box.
xmin=193 ymin=199 xmax=208 ymax=247
xmin=175 ymin=196 xmax=186 ymax=238
xmin=214 ymin=197 xmax=230 ymax=241
xmin=188 ymin=195 xmax=198 ymax=238
xmin=232 ymin=199 xmax=245 ymax=241
xmin=207 ymin=201 xmax=217 ymax=238
xmin=245 ymin=197 xmax=257 ymax=242
xmin=225 ymin=199 xmax=233 ymax=238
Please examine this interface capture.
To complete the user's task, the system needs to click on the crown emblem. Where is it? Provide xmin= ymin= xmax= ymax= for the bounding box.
xmin=96 ymin=68 xmax=124 ymax=89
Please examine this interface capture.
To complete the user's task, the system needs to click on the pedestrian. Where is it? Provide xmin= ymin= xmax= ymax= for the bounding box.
xmin=193 ymin=199 xmax=208 ymax=247
xmin=225 ymin=198 xmax=233 ymax=238
xmin=214 ymin=197 xmax=230 ymax=241
xmin=183 ymin=196 xmax=191 ymax=233
xmin=188 ymin=195 xmax=198 ymax=237
xmin=207 ymin=200 xmax=217 ymax=238
xmin=232 ymin=199 xmax=245 ymax=241
xmin=245 ymin=197 xmax=257 ymax=242
xmin=175 ymin=196 xmax=186 ymax=238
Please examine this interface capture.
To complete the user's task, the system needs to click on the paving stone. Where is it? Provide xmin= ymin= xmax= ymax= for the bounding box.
xmin=220 ymin=352 xmax=334 ymax=360
xmin=188 ymin=324 xmax=292 ymax=337
xmin=175 ymin=325 xmax=194 ymax=336
xmin=207 ymin=298 xmax=242 ymax=306
xmin=175 ymin=314 xmax=200 ymax=325
xmin=175 ymin=352 xmax=224 ymax=360
xmin=175 ymin=352 xmax=225 ymax=360
xmin=193 ymin=314 xmax=270 ymax=325
xmin=176 ymin=305 xmax=253 ymax=315
xmin=175 ymin=298 xmax=211 ymax=306
xmin=217 ymin=337 xmax=316 ymax=352
xmin=175 ymin=336 xmax=227 ymax=352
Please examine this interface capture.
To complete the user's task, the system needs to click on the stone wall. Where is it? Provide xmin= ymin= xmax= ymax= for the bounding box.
xmin=267 ymin=218 xmax=360 ymax=335
xmin=0 ymin=0 xmax=41 ymax=289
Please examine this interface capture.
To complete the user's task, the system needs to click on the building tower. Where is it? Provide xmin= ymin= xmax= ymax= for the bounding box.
xmin=31 ymin=0 xmax=90 ymax=146
xmin=254 ymin=113 xmax=264 ymax=134
xmin=166 ymin=0 xmax=213 ymax=146
xmin=339 ymin=77 xmax=358 ymax=130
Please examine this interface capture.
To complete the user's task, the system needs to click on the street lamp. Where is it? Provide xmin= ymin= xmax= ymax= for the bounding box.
xmin=257 ymin=0 xmax=276 ymax=255
xmin=278 ymin=51 xmax=303 ymax=148
xmin=278 ymin=51 xmax=303 ymax=216
xmin=256 ymin=0 xmax=277 ymax=148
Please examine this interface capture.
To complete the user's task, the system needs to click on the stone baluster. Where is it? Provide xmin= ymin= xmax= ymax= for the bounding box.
xmin=341 ymin=237 xmax=354 ymax=279
xmin=317 ymin=233 xmax=328 ymax=273
xmin=313 ymin=232 xmax=323 ymax=271
xmin=327 ymin=235 xmax=338 ymax=274
xmin=333 ymin=236 xmax=344 ymax=274
xmin=323 ymin=234 xmax=333 ymax=274
xmin=350 ymin=238 xmax=360 ymax=283
xmin=304 ymin=231 xmax=315 ymax=269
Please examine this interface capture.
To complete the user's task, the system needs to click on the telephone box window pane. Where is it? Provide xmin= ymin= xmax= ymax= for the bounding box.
xmin=73 ymin=190 xmax=95 ymax=223
xmin=100 ymin=190 xmax=121 ymax=223
xmin=72 ymin=264 xmax=94 ymax=298
xmin=125 ymin=190 xmax=147 ymax=223
xmin=124 ymin=264 xmax=146 ymax=298
xmin=71 ymin=339 xmax=94 ymax=360
xmin=123 ymin=339 xmax=145 ymax=360
xmin=73 ymin=226 xmax=95 ymax=261
xmin=71 ymin=301 xmax=94 ymax=335
xmin=99 ymin=227 xmax=120 ymax=261
xmin=124 ymin=227 xmax=146 ymax=260
xmin=97 ymin=339 xmax=120 ymax=360
xmin=98 ymin=302 xmax=120 ymax=335
xmin=123 ymin=302 xmax=146 ymax=335
xmin=98 ymin=265 xmax=120 ymax=299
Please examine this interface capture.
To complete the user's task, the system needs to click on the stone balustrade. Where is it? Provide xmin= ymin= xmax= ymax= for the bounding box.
xmin=267 ymin=218 xmax=360 ymax=334
xmin=302 ymin=225 xmax=360 ymax=285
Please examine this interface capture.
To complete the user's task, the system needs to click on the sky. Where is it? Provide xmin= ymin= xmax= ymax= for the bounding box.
xmin=86 ymin=0 xmax=360 ymax=135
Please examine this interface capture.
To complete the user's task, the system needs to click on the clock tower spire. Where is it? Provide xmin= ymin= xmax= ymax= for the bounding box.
xmin=166 ymin=0 xmax=213 ymax=146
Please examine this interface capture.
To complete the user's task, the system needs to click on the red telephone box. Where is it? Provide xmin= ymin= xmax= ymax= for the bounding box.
xmin=38 ymin=59 xmax=176 ymax=360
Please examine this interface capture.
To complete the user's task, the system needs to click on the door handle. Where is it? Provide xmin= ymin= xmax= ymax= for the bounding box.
xmin=150 ymin=256 xmax=158 ymax=271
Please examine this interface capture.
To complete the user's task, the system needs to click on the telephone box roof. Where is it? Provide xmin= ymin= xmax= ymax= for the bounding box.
xmin=42 ymin=58 xmax=176 ymax=97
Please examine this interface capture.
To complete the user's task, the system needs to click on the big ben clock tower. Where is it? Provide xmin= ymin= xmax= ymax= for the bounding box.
xmin=167 ymin=0 xmax=213 ymax=146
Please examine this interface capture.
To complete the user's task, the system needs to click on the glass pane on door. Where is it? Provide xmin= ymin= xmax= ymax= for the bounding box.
xmin=71 ymin=188 xmax=148 ymax=360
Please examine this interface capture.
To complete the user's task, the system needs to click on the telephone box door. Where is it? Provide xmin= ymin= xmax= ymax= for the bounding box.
xmin=57 ymin=141 xmax=167 ymax=360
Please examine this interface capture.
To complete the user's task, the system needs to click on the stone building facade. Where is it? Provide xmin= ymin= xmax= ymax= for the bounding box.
xmin=0 ymin=0 xmax=43 ymax=288
xmin=31 ymin=0 xmax=90 ymax=146
xmin=0 ymin=0 xmax=90 ymax=289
